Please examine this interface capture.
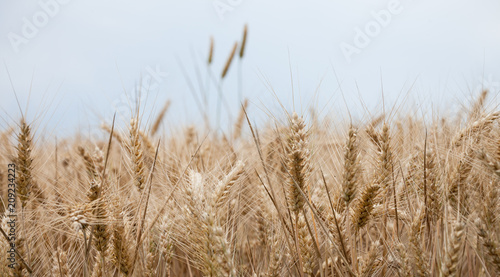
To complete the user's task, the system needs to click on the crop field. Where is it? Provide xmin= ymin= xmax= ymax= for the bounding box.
xmin=1 ymin=27 xmax=500 ymax=277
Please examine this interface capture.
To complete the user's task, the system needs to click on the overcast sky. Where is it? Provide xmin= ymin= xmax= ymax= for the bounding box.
xmin=1 ymin=0 xmax=499 ymax=136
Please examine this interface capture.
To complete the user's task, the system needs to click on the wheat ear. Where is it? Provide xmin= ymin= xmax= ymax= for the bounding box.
xmin=15 ymin=119 xmax=34 ymax=208
xmin=150 ymin=100 xmax=171 ymax=136
xmin=129 ymin=118 xmax=146 ymax=191
xmin=111 ymin=202 xmax=131 ymax=275
xmin=410 ymin=209 xmax=429 ymax=277
xmin=342 ymin=126 xmax=360 ymax=206
xmin=441 ymin=221 xmax=465 ymax=276
xmin=239 ymin=24 xmax=248 ymax=58
xmin=221 ymin=42 xmax=238 ymax=79
xmin=52 ymin=247 xmax=69 ymax=277
xmin=286 ymin=112 xmax=311 ymax=215
xmin=233 ymin=99 xmax=249 ymax=140
xmin=214 ymin=160 xmax=245 ymax=208
xmin=352 ymin=183 xmax=380 ymax=231
xmin=469 ymin=89 xmax=489 ymax=120
xmin=208 ymin=36 xmax=214 ymax=65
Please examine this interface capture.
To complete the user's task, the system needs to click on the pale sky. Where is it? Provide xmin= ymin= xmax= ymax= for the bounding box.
xmin=1 ymin=0 xmax=499 ymax=136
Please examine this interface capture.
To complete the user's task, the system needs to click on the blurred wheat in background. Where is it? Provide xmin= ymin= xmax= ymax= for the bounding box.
xmin=1 ymin=26 xmax=500 ymax=277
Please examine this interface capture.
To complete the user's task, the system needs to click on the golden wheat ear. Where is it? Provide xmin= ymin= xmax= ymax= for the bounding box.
xmin=221 ymin=42 xmax=238 ymax=79
xmin=342 ymin=126 xmax=360 ymax=207
xmin=51 ymin=247 xmax=69 ymax=277
xmin=15 ymin=118 xmax=34 ymax=209
xmin=410 ymin=209 xmax=429 ymax=277
xmin=441 ymin=221 xmax=465 ymax=276
xmin=110 ymin=200 xmax=131 ymax=276
xmin=285 ymin=112 xmax=311 ymax=216
xmin=151 ymin=100 xmax=171 ymax=136
xmin=233 ymin=99 xmax=249 ymax=141
xmin=239 ymin=24 xmax=248 ymax=59
xmin=128 ymin=118 xmax=146 ymax=191
xmin=352 ymin=183 xmax=379 ymax=232
xmin=101 ymin=123 xmax=124 ymax=145
xmin=469 ymin=89 xmax=489 ymax=120
xmin=208 ymin=36 xmax=214 ymax=65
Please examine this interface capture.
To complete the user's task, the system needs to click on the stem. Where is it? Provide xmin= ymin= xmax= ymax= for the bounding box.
xmin=238 ymin=59 xmax=242 ymax=103
xmin=82 ymin=227 xmax=88 ymax=277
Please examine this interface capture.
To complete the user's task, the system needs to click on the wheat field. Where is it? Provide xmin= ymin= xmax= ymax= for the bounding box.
xmin=1 ymin=29 xmax=500 ymax=277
